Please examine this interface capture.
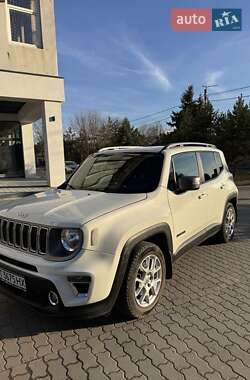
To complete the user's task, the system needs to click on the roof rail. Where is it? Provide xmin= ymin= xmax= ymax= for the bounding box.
xmin=98 ymin=146 xmax=145 ymax=152
xmin=165 ymin=142 xmax=216 ymax=150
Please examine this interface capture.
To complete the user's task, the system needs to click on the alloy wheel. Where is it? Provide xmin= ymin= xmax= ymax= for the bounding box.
xmin=134 ymin=254 xmax=163 ymax=308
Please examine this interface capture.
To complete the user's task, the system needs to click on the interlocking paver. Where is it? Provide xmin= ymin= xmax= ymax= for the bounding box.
xmin=159 ymin=362 xmax=185 ymax=380
xmin=116 ymin=355 xmax=141 ymax=379
xmin=137 ymin=358 xmax=164 ymax=379
xmin=77 ymin=347 xmax=98 ymax=370
xmin=181 ymin=366 xmax=205 ymax=380
xmin=122 ymin=341 xmax=145 ymax=362
xmin=97 ymin=351 xmax=119 ymax=374
xmin=0 ymin=191 xmax=250 ymax=379
xmin=228 ymin=359 xmax=250 ymax=378
xmin=225 ymin=331 xmax=250 ymax=351
xmin=67 ymin=362 xmax=87 ymax=380
xmin=206 ymin=355 xmax=237 ymax=379
xmin=28 ymin=358 xmax=47 ymax=379
xmin=47 ymin=358 xmax=67 ymax=379
xmin=184 ymin=351 xmax=213 ymax=376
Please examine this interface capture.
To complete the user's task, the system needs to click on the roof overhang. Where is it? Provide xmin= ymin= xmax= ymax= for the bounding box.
xmin=0 ymin=70 xmax=65 ymax=103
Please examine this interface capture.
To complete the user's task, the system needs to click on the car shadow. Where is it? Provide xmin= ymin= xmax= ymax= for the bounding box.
xmin=0 ymin=298 xmax=133 ymax=340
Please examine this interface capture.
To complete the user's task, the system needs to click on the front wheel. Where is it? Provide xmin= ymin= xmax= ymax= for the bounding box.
xmin=116 ymin=241 xmax=166 ymax=319
xmin=215 ymin=203 xmax=236 ymax=243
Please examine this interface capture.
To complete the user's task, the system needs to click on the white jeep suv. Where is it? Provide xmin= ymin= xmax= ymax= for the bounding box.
xmin=0 ymin=143 xmax=238 ymax=318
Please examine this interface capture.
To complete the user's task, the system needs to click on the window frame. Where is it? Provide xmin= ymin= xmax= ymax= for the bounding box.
xmin=6 ymin=0 xmax=43 ymax=48
xmin=168 ymin=151 xmax=201 ymax=193
xmin=197 ymin=151 xmax=224 ymax=184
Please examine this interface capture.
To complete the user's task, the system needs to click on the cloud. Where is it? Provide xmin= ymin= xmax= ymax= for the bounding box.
xmin=58 ymin=42 xmax=128 ymax=77
xmin=205 ymin=70 xmax=224 ymax=86
xmin=124 ymin=41 xmax=172 ymax=92
xmin=204 ymin=70 xmax=227 ymax=99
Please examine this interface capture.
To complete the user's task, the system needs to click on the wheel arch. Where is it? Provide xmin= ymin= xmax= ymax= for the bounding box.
xmin=121 ymin=224 xmax=173 ymax=280
xmin=226 ymin=193 xmax=238 ymax=221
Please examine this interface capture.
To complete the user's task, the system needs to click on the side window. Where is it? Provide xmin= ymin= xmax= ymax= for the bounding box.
xmin=200 ymin=152 xmax=219 ymax=182
xmin=215 ymin=152 xmax=224 ymax=174
xmin=168 ymin=152 xmax=199 ymax=191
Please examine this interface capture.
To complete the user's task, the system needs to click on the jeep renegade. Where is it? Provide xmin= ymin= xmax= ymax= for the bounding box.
xmin=0 ymin=143 xmax=238 ymax=318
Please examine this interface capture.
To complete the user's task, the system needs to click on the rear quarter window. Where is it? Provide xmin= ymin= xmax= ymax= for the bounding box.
xmin=215 ymin=152 xmax=224 ymax=174
xmin=200 ymin=151 xmax=220 ymax=182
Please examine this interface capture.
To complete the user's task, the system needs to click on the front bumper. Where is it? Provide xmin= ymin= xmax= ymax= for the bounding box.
xmin=0 ymin=262 xmax=115 ymax=318
xmin=0 ymin=244 xmax=119 ymax=317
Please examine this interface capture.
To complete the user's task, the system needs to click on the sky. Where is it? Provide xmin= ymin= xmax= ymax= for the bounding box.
xmin=55 ymin=0 xmax=250 ymax=129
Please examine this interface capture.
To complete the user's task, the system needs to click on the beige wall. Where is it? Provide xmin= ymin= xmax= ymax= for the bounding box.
xmin=0 ymin=0 xmax=58 ymax=76
xmin=21 ymin=123 xmax=36 ymax=178
xmin=42 ymin=101 xmax=65 ymax=187
xmin=0 ymin=71 xmax=65 ymax=103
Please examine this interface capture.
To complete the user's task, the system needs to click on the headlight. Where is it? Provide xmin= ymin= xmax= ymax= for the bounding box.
xmin=61 ymin=229 xmax=82 ymax=252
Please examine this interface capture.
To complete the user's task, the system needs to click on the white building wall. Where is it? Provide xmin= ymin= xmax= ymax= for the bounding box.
xmin=21 ymin=123 xmax=36 ymax=178
xmin=0 ymin=0 xmax=58 ymax=75
xmin=42 ymin=101 xmax=65 ymax=187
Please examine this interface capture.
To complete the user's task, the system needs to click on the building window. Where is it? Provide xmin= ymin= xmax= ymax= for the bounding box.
xmin=7 ymin=0 xmax=43 ymax=48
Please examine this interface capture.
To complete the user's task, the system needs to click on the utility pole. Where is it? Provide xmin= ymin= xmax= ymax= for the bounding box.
xmin=202 ymin=84 xmax=218 ymax=104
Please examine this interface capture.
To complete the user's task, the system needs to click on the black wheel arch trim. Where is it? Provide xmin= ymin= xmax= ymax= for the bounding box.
xmin=225 ymin=192 xmax=238 ymax=221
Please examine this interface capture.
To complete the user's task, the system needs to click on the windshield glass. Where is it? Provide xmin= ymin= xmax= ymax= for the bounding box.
xmin=67 ymin=152 xmax=163 ymax=193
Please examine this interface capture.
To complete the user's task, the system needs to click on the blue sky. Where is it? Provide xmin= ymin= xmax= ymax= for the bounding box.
xmin=55 ymin=0 xmax=250 ymax=128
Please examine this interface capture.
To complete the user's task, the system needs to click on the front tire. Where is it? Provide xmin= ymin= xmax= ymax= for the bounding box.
xmin=215 ymin=203 xmax=236 ymax=243
xmin=117 ymin=241 xmax=166 ymax=319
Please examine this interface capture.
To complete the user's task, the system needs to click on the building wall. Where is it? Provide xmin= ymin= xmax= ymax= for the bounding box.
xmin=0 ymin=0 xmax=58 ymax=76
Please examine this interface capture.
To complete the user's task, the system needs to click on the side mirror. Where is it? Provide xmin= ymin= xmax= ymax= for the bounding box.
xmin=178 ymin=176 xmax=200 ymax=192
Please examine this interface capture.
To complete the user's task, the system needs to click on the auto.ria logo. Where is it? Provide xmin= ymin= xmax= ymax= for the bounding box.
xmin=171 ymin=8 xmax=242 ymax=32
xmin=212 ymin=9 xmax=242 ymax=31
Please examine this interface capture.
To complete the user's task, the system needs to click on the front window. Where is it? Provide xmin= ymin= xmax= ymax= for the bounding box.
xmin=168 ymin=152 xmax=199 ymax=192
xmin=7 ymin=0 xmax=43 ymax=48
xmin=67 ymin=152 xmax=164 ymax=194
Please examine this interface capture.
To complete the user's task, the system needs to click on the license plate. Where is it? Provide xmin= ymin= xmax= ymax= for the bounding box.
xmin=0 ymin=268 xmax=26 ymax=292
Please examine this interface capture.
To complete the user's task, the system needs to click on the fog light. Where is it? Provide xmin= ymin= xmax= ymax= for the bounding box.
xmin=48 ymin=291 xmax=59 ymax=306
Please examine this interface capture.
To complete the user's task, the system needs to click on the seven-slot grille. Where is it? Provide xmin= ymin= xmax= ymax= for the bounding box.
xmin=0 ymin=218 xmax=49 ymax=255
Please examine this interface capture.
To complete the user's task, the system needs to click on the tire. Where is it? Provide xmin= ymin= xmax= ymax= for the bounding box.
xmin=215 ymin=202 xmax=236 ymax=243
xmin=116 ymin=241 xmax=166 ymax=319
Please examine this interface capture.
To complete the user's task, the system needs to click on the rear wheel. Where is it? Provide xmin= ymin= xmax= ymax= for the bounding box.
xmin=215 ymin=203 xmax=236 ymax=243
xmin=116 ymin=241 xmax=166 ymax=319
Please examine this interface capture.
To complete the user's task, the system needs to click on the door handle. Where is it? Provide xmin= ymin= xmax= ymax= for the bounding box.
xmin=198 ymin=193 xmax=208 ymax=199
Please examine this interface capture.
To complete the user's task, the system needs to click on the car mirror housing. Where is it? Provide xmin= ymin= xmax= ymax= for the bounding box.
xmin=178 ymin=175 xmax=201 ymax=192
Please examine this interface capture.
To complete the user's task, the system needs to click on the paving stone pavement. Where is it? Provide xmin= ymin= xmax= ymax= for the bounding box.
xmin=0 ymin=188 xmax=249 ymax=379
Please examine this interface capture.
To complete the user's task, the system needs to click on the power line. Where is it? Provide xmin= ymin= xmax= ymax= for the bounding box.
xmin=131 ymin=105 xmax=179 ymax=123
xmin=209 ymin=85 xmax=250 ymax=96
xmin=210 ymin=94 xmax=250 ymax=102
xmin=132 ymin=85 xmax=250 ymax=127
xmin=136 ymin=94 xmax=250 ymax=128
xmin=138 ymin=116 xmax=172 ymax=127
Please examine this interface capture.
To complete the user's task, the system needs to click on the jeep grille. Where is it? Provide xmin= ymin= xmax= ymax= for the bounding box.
xmin=0 ymin=218 xmax=49 ymax=255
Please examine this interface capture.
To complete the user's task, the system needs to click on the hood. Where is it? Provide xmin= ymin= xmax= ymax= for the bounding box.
xmin=0 ymin=189 xmax=146 ymax=227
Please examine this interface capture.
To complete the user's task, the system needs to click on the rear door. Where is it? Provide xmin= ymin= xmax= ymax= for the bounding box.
xmin=198 ymin=151 xmax=227 ymax=224
xmin=167 ymin=152 xmax=210 ymax=250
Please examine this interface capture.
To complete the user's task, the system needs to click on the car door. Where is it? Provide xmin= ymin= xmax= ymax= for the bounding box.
xmin=167 ymin=152 xmax=210 ymax=252
xmin=198 ymin=151 xmax=227 ymax=225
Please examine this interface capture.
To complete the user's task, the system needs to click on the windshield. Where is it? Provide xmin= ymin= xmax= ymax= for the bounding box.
xmin=67 ymin=152 xmax=164 ymax=193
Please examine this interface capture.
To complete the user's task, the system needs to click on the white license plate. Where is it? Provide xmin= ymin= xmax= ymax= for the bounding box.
xmin=0 ymin=268 xmax=26 ymax=292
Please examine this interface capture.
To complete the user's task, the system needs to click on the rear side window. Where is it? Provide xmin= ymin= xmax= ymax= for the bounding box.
xmin=215 ymin=152 xmax=224 ymax=174
xmin=200 ymin=152 xmax=219 ymax=182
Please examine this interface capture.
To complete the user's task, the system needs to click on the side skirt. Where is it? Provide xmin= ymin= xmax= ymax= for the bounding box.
xmin=172 ymin=224 xmax=221 ymax=263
